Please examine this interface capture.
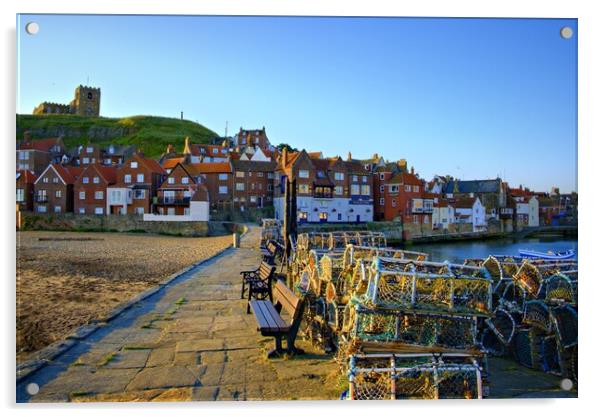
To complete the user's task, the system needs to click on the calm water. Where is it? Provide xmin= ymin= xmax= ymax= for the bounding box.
xmin=400 ymin=236 xmax=578 ymax=264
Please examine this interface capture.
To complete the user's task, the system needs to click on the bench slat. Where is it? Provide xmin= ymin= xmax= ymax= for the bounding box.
xmin=250 ymin=300 xmax=289 ymax=333
xmin=258 ymin=300 xmax=289 ymax=331
xmin=273 ymin=281 xmax=299 ymax=316
xmin=250 ymin=301 xmax=273 ymax=330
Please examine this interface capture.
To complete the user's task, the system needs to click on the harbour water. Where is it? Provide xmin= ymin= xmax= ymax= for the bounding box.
xmin=401 ymin=236 xmax=578 ymax=264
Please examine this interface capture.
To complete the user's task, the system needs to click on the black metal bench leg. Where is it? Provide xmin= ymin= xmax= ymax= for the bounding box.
xmin=286 ymin=334 xmax=305 ymax=355
xmin=241 ymin=279 xmax=246 ymax=299
xmin=267 ymin=335 xmax=284 ymax=358
xmin=246 ymin=286 xmax=253 ymax=314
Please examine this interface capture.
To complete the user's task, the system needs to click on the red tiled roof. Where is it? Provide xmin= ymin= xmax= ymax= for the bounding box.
xmin=19 ymin=138 xmax=61 ymax=152
xmin=388 ymin=172 xmax=423 ymax=186
xmin=84 ymin=164 xmax=117 ymax=184
xmin=52 ymin=164 xmax=78 ymax=184
xmin=17 ymin=170 xmax=37 ymax=184
xmin=139 ymin=156 xmax=167 ymax=174
xmin=452 ymin=197 xmax=477 ymax=209
xmin=162 ymin=157 xmax=186 ymax=169
xmin=189 ymin=162 xmax=232 ymax=174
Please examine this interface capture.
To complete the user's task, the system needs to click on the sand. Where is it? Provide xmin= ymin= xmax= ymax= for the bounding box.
xmin=16 ymin=231 xmax=232 ymax=362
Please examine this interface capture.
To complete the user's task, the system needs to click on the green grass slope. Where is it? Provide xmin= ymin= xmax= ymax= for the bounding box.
xmin=16 ymin=114 xmax=219 ymax=158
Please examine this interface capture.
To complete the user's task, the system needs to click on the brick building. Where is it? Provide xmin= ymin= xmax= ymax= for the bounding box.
xmin=16 ymin=134 xmax=65 ymax=175
xmin=16 ymin=170 xmax=37 ymax=212
xmin=33 ymin=164 xmax=82 ymax=214
xmin=107 ymin=154 xmax=166 ymax=215
xmin=74 ymin=164 xmax=117 ymax=215
xmin=191 ymin=162 xmax=234 ymax=210
xmin=231 ymin=160 xmax=276 ymax=209
xmin=155 ymin=163 xmax=202 ymax=216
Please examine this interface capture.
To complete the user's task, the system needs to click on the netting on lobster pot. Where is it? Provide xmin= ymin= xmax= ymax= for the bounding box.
xmin=551 ymin=304 xmax=578 ymax=349
xmin=499 ymin=280 xmax=527 ymax=313
xmin=486 ymin=308 xmax=517 ymax=345
xmin=501 ymin=258 xmax=520 ymax=278
xmin=480 ymin=327 xmax=507 ymax=356
xmin=350 ymin=306 xmax=478 ymax=350
xmin=540 ymin=335 xmax=562 ymax=375
xmin=319 ymin=253 xmax=345 ymax=284
xmin=523 ymin=300 xmax=552 ymax=332
xmin=544 ymin=273 xmax=576 ymax=305
xmin=514 ymin=261 xmax=544 ymax=298
xmin=512 ymin=327 xmax=544 ymax=369
xmin=436 ymin=367 xmax=481 ymax=399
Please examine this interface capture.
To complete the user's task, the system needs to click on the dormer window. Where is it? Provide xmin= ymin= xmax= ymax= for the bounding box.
xmin=182 ymin=177 xmax=189 ymax=184
xmin=86 ymin=147 xmax=93 ymax=153
xmin=131 ymin=161 xmax=138 ymax=169
xmin=168 ymin=177 xmax=175 ymax=184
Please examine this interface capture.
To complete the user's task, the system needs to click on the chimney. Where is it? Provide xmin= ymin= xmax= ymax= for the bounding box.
xmin=411 ymin=166 xmax=415 ymax=175
xmin=347 ymin=152 xmax=352 ymax=161
xmin=166 ymin=144 xmax=173 ymax=154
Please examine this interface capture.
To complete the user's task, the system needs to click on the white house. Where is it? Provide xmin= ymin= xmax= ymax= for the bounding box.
xmin=453 ymin=196 xmax=486 ymax=232
xmin=432 ymin=199 xmax=455 ymax=230
xmin=528 ymin=196 xmax=539 ymax=227
xmin=143 ymin=186 xmax=210 ymax=222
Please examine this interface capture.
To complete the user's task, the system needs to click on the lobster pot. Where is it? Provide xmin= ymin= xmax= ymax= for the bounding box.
xmin=364 ymin=265 xmax=492 ymax=316
xmin=540 ymin=335 xmax=562 ymax=375
xmin=486 ymin=308 xmax=518 ymax=346
xmin=319 ymin=253 xmax=345 ymax=284
xmin=544 ymin=274 xmax=576 ymax=305
xmin=499 ymin=280 xmax=527 ymax=314
xmin=481 ymin=256 xmax=504 ymax=283
xmin=500 ymin=258 xmax=520 ymax=279
xmin=327 ymin=300 xmax=346 ymax=332
xmin=350 ymin=306 xmax=478 ymax=350
xmin=480 ymin=327 xmax=507 ymax=356
xmin=523 ymin=300 xmax=552 ymax=333
xmin=551 ymin=304 xmax=578 ymax=349
xmin=566 ymin=345 xmax=578 ymax=382
xmin=514 ymin=261 xmax=543 ymax=298
xmin=348 ymin=354 xmax=483 ymax=400
xmin=512 ymin=327 xmax=545 ymax=369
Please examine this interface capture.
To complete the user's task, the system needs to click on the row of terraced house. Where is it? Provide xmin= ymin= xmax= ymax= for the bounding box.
xmin=16 ymin=126 xmax=576 ymax=229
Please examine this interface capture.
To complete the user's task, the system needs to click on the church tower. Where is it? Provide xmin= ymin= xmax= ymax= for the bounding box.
xmin=70 ymin=85 xmax=101 ymax=116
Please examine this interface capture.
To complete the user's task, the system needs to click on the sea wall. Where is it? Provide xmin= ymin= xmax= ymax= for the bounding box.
xmin=20 ymin=212 xmax=210 ymax=237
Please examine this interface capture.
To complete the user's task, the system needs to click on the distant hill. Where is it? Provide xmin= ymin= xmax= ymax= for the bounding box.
xmin=16 ymin=114 xmax=219 ymax=158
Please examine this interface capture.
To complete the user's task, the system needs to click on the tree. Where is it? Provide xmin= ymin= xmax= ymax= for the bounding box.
xmin=277 ymin=143 xmax=298 ymax=152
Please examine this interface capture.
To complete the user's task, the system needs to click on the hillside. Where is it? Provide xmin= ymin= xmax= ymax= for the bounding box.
xmin=16 ymin=114 xmax=219 ymax=158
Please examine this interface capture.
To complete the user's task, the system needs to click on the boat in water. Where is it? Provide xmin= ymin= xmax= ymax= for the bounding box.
xmin=518 ymin=248 xmax=576 ymax=260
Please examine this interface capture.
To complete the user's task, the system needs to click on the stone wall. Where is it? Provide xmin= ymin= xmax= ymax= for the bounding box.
xmin=20 ymin=212 xmax=210 ymax=237
xmin=210 ymin=206 xmax=274 ymax=224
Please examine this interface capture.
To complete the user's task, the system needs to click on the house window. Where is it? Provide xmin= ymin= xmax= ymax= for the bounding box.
xmin=299 ymin=211 xmax=308 ymax=220
xmin=251 ymin=183 xmax=256 ymax=190
xmin=131 ymin=161 xmax=138 ymax=168
xmin=79 ymin=207 xmax=85 ymax=214
xmin=380 ymin=185 xmax=385 ymax=193
xmin=18 ymin=151 xmax=29 ymax=160
xmin=82 ymin=157 xmax=90 ymax=164
xmin=379 ymin=173 xmax=385 ymax=181
xmin=135 ymin=207 xmax=144 ymax=215
xmin=362 ymin=176 xmax=368 ymax=183
xmin=413 ymin=185 xmax=419 ymax=193
xmin=250 ymin=196 xmax=257 ymax=203
xmin=37 ymin=205 xmax=47 ymax=213
xmin=333 ymin=186 xmax=343 ymax=196
xmin=267 ymin=172 xmax=274 ymax=179
xmin=93 ymin=177 xmax=100 ymax=184
xmin=168 ymin=177 xmax=175 ymax=184
xmin=54 ymin=206 xmax=61 ymax=213
xmin=236 ymin=171 xmax=245 ymax=178
xmin=94 ymin=191 xmax=104 ymax=200
xmin=361 ymin=185 xmax=370 ymax=196
xmin=95 ymin=207 xmax=104 ymax=215
xmin=79 ymin=191 xmax=85 ymax=200
xmin=405 ymin=185 xmax=411 ymax=192
xmin=219 ymin=186 xmax=228 ymax=194
xmin=182 ymin=177 xmax=189 ymax=184
xmin=334 ymin=172 xmax=344 ymax=181
xmin=124 ymin=174 xmax=131 ymax=183
xmin=236 ymin=183 xmax=245 ymax=191
xmin=86 ymin=147 xmax=93 ymax=153
xmin=352 ymin=175 xmax=358 ymax=182
xmin=392 ymin=199 xmax=397 ymax=207
xmin=391 ymin=185 xmax=399 ymax=193
xmin=267 ymin=184 xmax=273 ymax=191
xmin=137 ymin=173 xmax=144 ymax=183
xmin=298 ymin=184 xmax=309 ymax=194
xmin=134 ymin=189 xmax=145 ymax=199
xmin=16 ymin=188 xmax=24 ymax=202
xmin=258 ymin=172 xmax=264 ymax=177
xmin=55 ymin=190 xmax=62 ymax=198
xmin=351 ymin=184 xmax=360 ymax=195
xmin=83 ymin=177 xmax=89 ymax=184
xmin=218 ymin=173 xmax=228 ymax=181
xmin=319 ymin=212 xmax=328 ymax=221
xmin=52 ymin=177 xmax=59 ymax=184
xmin=299 ymin=170 xmax=309 ymax=179
xmin=167 ymin=208 xmax=175 ymax=215
xmin=379 ymin=198 xmax=385 ymax=206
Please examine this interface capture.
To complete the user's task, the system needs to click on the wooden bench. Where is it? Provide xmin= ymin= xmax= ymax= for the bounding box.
xmin=260 ymin=240 xmax=284 ymax=265
xmin=250 ymin=280 xmax=306 ymax=358
xmin=240 ymin=261 xmax=275 ymax=313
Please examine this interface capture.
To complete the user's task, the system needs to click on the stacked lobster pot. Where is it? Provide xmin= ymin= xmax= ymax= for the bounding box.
xmin=340 ymin=256 xmax=494 ymax=400
xmin=260 ymin=218 xmax=282 ymax=248
xmin=473 ymin=256 xmax=578 ymax=383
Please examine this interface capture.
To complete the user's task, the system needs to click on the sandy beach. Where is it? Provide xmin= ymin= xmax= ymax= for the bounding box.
xmin=16 ymin=231 xmax=232 ymax=362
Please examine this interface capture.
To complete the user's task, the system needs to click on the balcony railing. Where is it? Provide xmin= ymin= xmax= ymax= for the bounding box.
xmin=157 ymin=197 xmax=191 ymax=205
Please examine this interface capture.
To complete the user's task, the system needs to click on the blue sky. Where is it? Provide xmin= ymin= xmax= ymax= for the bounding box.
xmin=17 ymin=15 xmax=577 ymax=192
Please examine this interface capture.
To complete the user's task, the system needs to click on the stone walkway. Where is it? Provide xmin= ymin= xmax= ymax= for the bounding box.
xmin=17 ymin=226 xmax=341 ymax=402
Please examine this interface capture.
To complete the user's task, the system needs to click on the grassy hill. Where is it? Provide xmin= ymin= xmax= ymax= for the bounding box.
xmin=16 ymin=114 xmax=219 ymax=158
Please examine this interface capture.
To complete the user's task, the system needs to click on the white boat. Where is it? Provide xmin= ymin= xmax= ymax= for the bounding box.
xmin=518 ymin=249 xmax=576 ymax=260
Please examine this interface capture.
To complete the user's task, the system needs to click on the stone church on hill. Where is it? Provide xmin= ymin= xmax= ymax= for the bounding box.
xmin=33 ymin=85 xmax=101 ymax=117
